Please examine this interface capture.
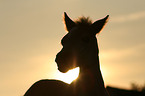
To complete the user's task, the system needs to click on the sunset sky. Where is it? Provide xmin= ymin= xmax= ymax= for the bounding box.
xmin=0 ymin=0 xmax=145 ymax=96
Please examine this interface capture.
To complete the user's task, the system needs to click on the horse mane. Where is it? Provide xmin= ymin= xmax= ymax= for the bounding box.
xmin=63 ymin=15 xmax=93 ymax=31
xmin=75 ymin=16 xmax=92 ymax=27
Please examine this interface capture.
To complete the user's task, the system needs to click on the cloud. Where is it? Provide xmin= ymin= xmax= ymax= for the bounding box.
xmin=111 ymin=11 xmax=145 ymax=23
xmin=99 ymin=44 xmax=145 ymax=63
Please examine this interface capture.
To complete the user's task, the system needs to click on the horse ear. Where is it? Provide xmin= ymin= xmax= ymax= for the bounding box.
xmin=64 ymin=12 xmax=76 ymax=31
xmin=91 ymin=15 xmax=109 ymax=34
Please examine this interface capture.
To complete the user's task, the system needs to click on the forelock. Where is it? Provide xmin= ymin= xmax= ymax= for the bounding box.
xmin=74 ymin=16 xmax=92 ymax=27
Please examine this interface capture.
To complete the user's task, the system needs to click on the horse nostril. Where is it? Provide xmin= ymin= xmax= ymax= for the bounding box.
xmin=55 ymin=58 xmax=57 ymax=63
xmin=55 ymin=52 xmax=62 ymax=63
xmin=55 ymin=55 xmax=59 ymax=63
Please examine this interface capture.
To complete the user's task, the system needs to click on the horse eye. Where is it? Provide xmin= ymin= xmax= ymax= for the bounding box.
xmin=82 ymin=37 xmax=90 ymax=43
xmin=61 ymin=35 xmax=68 ymax=46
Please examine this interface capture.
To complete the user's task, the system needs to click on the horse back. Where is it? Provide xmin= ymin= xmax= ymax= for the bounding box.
xmin=24 ymin=79 xmax=69 ymax=96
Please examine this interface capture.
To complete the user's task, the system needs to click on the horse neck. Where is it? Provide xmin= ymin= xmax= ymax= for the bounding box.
xmin=78 ymin=55 xmax=105 ymax=88
xmin=71 ymin=52 xmax=108 ymax=95
xmin=80 ymin=40 xmax=105 ymax=88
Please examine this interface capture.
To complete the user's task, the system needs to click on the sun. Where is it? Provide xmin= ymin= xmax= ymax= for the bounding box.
xmin=56 ymin=67 xmax=80 ymax=84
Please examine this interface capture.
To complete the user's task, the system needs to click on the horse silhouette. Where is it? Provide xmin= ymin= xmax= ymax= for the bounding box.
xmin=24 ymin=12 xmax=109 ymax=96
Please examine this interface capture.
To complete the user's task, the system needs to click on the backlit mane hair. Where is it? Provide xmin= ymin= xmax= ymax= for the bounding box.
xmin=63 ymin=15 xmax=93 ymax=31
xmin=75 ymin=16 xmax=92 ymax=27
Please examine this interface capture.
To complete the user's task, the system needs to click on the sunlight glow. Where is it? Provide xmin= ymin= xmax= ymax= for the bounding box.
xmin=57 ymin=67 xmax=80 ymax=84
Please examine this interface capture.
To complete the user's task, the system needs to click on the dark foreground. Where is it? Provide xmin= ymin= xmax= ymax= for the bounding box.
xmin=106 ymin=86 xmax=145 ymax=96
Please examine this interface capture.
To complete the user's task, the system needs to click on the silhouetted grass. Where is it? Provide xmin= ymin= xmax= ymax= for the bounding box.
xmin=107 ymin=83 xmax=145 ymax=96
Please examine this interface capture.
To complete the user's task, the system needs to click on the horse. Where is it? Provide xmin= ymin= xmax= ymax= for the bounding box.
xmin=24 ymin=12 xmax=109 ymax=96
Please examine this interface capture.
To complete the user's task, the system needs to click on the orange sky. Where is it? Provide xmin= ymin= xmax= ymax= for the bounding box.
xmin=0 ymin=0 xmax=145 ymax=96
